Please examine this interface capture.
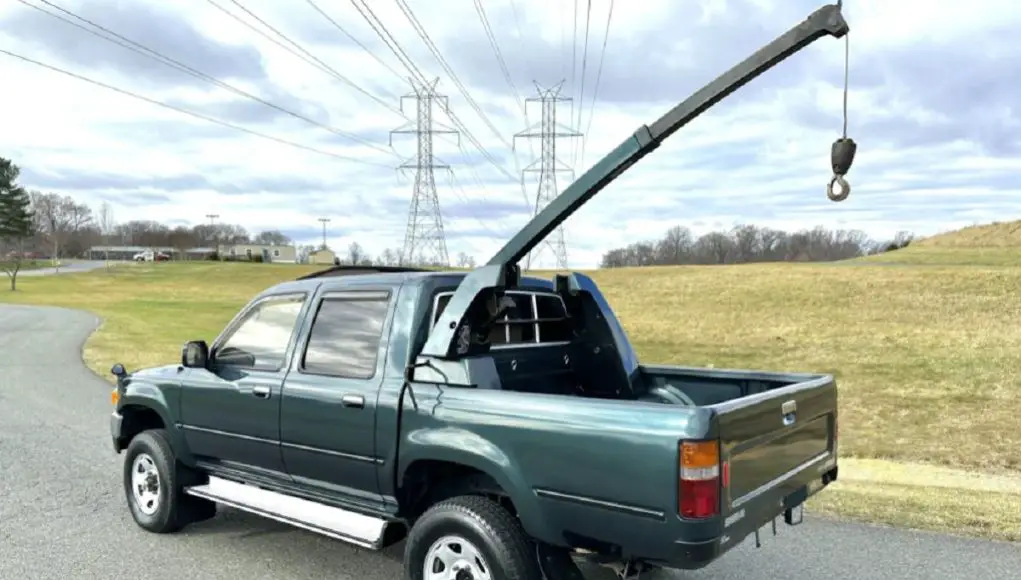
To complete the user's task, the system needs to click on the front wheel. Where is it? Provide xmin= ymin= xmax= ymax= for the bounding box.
xmin=404 ymin=496 xmax=540 ymax=580
xmin=122 ymin=429 xmax=214 ymax=533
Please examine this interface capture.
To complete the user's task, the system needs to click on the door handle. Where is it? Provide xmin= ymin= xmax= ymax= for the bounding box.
xmin=341 ymin=394 xmax=365 ymax=408
xmin=252 ymin=385 xmax=272 ymax=399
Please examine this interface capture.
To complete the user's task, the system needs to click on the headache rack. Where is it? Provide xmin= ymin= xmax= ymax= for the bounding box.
xmin=296 ymin=265 xmax=431 ymax=280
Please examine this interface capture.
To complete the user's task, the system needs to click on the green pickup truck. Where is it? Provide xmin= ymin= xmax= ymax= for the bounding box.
xmin=109 ymin=5 xmax=847 ymax=579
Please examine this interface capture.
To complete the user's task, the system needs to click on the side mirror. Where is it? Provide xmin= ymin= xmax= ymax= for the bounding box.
xmin=110 ymin=362 xmax=126 ymax=377
xmin=181 ymin=340 xmax=209 ymax=368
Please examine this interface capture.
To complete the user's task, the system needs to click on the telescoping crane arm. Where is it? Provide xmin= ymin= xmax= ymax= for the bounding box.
xmin=488 ymin=3 xmax=850 ymax=274
xmin=420 ymin=3 xmax=849 ymax=360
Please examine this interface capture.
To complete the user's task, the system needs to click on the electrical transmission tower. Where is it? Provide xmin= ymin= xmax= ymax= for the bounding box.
xmin=514 ymin=82 xmax=582 ymax=270
xmin=390 ymin=78 xmax=459 ymax=267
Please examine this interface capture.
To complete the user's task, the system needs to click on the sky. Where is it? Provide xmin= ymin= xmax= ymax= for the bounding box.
xmin=1 ymin=0 xmax=1019 ymax=268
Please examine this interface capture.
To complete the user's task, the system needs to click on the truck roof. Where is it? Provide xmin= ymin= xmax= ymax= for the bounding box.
xmin=258 ymin=265 xmax=554 ymax=297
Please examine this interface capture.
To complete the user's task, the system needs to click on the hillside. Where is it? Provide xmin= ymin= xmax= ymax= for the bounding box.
xmin=853 ymin=220 xmax=1021 ymax=266
xmin=916 ymin=220 xmax=1021 ymax=248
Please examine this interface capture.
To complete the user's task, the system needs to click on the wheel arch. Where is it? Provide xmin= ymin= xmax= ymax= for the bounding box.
xmin=398 ymin=434 xmax=557 ymax=545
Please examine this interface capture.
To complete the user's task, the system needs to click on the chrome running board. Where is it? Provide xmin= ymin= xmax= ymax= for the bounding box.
xmin=185 ymin=476 xmax=388 ymax=549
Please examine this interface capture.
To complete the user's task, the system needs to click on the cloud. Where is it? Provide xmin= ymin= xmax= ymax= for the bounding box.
xmin=4 ymin=1 xmax=267 ymax=88
xmin=0 ymin=0 xmax=1019 ymax=268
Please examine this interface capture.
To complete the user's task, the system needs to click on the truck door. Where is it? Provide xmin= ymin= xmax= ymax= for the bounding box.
xmin=178 ymin=292 xmax=308 ymax=476
xmin=280 ymin=286 xmax=396 ymax=506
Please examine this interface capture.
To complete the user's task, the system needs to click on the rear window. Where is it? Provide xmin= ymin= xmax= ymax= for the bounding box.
xmin=432 ymin=290 xmax=570 ymax=348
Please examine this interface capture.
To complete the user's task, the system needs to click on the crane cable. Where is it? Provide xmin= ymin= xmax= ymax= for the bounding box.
xmin=827 ymin=0 xmax=857 ymax=202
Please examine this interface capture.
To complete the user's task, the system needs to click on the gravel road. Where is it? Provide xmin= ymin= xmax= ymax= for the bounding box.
xmin=0 ymin=304 xmax=1017 ymax=580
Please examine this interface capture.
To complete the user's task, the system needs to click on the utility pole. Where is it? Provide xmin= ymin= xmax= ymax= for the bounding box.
xmin=390 ymin=77 xmax=459 ymax=267
xmin=317 ymin=217 xmax=330 ymax=250
xmin=514 ymin=81 xmax=582 ymax=270
xmin=205 ymin=213 xmax=219 ymax=257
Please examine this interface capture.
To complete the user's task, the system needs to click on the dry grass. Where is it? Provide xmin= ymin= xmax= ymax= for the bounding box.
xmin=2 ymin=238 xmax=1021 ymax=541
xmin=810 ymin=459 xmax=1021 ymax=542
xmin=918 ymin=219 xmax=1021 ymax=248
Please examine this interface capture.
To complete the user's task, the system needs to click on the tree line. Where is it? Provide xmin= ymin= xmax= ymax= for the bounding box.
xmin=599 ymin=224 xmax=915 ymax=268
xmin=3 ymin=155 xmax=916 ymax=291
xmin=0 ymin=157 xmax=478 ymax=286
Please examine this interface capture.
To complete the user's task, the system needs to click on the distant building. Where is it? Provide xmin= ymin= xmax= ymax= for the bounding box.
xmin=308 ymin=248 xmax=337 ymax=265
xmin=86 ymin=244 xmax=297 ymax=263
xmin=223 ymin=243 xmax=297 ymax=263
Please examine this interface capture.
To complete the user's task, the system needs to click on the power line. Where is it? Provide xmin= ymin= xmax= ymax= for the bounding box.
xmin=571 ymin=0 xmax=579 ymax=97
xmin=338 ymin=0 xmax=522 ymax=220
xmin=303 ymin=0 xmax=405 ymax=81
xmin=581 ymin=0 xmax=615 ymax=168
xmin=18 ymin=0 xmax=397 ymax=158
xmin=472 ymin=0 xmax=535 ymax=184
xmin=569 ymin=0 xmax=580 ymax=168
xmin=391 ymin=0 xmax=515 ymax=154
xmin=473 ymin=0 xmax=524 ymax=114
xmin=206 ymin=0 xmax=406 ymax=120
xmin=303 ymin=0 xmax=458 ymax=152
xmin=507 ymin=0 xmax=527 ymax=57
xmin=361 ymin=0 xmax=517 ymax=182
xmin=0 ymin=48 xmax=390 ymax=166
xmin=573 ymin=0 xmax=594 ymax=170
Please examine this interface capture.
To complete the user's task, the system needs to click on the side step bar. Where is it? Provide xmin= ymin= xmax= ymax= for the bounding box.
xmin=185 ymin=476 xmax=388 ymax=549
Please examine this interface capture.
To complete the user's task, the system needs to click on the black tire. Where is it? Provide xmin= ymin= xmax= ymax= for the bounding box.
xmin=404 ymin=495 xmax=540 ymax=580
xmin=122 ymin=429 xmax=215 ymax=533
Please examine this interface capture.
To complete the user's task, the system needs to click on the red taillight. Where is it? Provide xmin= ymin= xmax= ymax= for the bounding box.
xmin=679 ymin=479 xmax=719 ymax=519
xmin=679 ymin=440 xmax=721 ymax=519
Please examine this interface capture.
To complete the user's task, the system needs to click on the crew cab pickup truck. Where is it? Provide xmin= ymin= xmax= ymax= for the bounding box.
xmin=109 ymin=5 xmax=848 ymax=580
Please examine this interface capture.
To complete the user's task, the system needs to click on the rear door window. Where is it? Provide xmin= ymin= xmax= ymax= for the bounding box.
xmin=301 ymin=291 xmax=391 ymax=379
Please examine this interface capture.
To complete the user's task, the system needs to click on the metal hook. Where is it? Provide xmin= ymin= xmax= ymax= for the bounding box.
xmin=827 ymin=174 xmax=850 ymax=202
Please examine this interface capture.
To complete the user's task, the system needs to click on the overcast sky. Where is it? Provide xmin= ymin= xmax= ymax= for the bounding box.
xmin=1 ymin=0 xmax=1018 ymax=268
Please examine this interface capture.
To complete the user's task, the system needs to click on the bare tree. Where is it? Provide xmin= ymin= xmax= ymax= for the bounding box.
xmin=346 ymin=241 xmax=365 ymax=265
xmin=655 ymin=226 xmax=694 ymax=265
xmin=168 ymin=226 xmax=196 ymax=259
xmin=377 ymin=248 xmax=399 ymax=266
xmin=456 ymin=252 xmax=476 ymax=268
xmin=253 ymin=229 xmax=291 ymax=245
xmin=31 ymin=192 xmax=93 ymax=271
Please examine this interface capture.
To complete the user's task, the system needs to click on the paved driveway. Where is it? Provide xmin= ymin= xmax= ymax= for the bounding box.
xmin=17 ymin=260 xmax=115 ymax=277
xmin=0 ymin=304 xmax=1017 ymax=580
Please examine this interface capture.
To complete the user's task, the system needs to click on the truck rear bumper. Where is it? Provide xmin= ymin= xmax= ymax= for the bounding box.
xmin=670 ymin=537 xmax=720 ymax=569
xmin=658 ymin=463 xmax=838 ymax=571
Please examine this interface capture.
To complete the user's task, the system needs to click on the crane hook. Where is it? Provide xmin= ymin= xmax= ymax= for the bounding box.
xmin=827 ymin=137 xmax=856 ymax=202
xmin=827 ymin=2 xmax=855 ymax=202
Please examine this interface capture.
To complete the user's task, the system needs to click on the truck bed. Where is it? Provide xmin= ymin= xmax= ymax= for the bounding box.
xmin=639 ymin=365 xmax=838 ymax=524
xmin=639 ymin=364 xmax=817 ymax=405
xmin=401 ymin=362 xmax=838 ymax=564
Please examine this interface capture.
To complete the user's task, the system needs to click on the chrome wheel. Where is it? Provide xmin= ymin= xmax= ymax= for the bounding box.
xmin=130 ymin=453 xmax=161 ymax=515
xmin=423 ymin=535 xmax=492 ymax=580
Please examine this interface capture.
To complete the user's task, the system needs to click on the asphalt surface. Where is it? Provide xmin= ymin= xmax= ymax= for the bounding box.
xmin=1 ymin=304 xmax=1018 ymax=580
xmin=18 ymin=260 xmax=113 ymax=277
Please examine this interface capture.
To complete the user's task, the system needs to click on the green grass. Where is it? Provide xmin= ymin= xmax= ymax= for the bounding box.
xmin=3 ymin=239 xmax=1021 ymax=542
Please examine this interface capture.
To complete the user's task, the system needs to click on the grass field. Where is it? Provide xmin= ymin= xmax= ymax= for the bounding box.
xmin=2 ymin=234 xmax=1020 ymax=541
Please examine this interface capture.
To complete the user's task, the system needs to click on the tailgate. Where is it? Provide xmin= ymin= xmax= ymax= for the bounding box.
xmin=713 ymin=374 xmax=837 ymax=517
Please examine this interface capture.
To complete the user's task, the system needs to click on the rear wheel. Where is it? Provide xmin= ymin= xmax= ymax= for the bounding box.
xmin=404 ymin=496 xmax=540 ymax=580
xmin=122 ymin=429 xmax=215 ymax=533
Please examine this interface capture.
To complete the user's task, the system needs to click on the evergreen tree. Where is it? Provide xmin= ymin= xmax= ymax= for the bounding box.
xmin=0 ymin=157 xmax=35 ymax=290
